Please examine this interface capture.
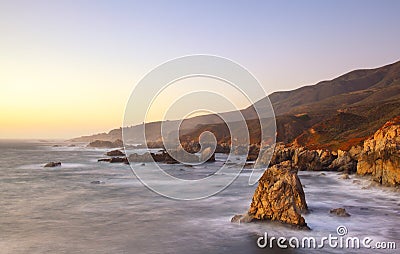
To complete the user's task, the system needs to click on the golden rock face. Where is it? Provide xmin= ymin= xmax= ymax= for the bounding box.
xmin=248 ymin=161 xmax=308 ymax=227
xmin=357 ymin=116 xmax=400 ymax=186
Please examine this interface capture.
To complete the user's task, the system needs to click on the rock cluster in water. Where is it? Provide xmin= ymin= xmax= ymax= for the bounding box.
xmin=128 ymin=148 xmax=216 ymax=164
xmin=98 ymin=146 xmax=216 ymax=165
xmin=98 ymin=157 xmax=128 ymax=163
xmin=88 ymin=139 xmax=123 ymax=148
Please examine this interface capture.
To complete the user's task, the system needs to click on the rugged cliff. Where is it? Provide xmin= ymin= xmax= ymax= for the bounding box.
xmin=357 ymin=116 xmax=400 ymax=186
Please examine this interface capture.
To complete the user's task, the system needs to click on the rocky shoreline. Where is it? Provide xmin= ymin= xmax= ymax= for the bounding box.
xmin=76 ymin=116 xmax=400 ymax=229
xmin=232 ymin=116 xmax=399 ymax=228
xmin=255 ymin=116 xmax=400 ymax=187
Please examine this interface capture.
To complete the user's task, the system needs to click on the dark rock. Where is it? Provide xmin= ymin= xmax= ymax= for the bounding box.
xmin=128 ymin=152 xmax=154 ymax=162
xmin=109 ymin=157 xmax=128 ymax=163
xmin=215 ymin=143 xmax=230 ymax=154
xmin=88 ymin=139 xmax=123 ymax=148
xmin=246 ymin=144 xmax=260 ymax=161
xmin=106 ymin=149 xmax=125 ymax=156
xmin=98 ymin=157 xmax=128 ymax=163
xmin=90 ymin=180 xmax=105 ymax=184
xmin=44 ymin=162 xmax=61 ymax=167
xmin=128 ymin=149 xmax=215 ymax=164
xmin=98 ymin=158 xmax=111 ymax=162
xmin=330 ymin=208 xmax=351 ymax=217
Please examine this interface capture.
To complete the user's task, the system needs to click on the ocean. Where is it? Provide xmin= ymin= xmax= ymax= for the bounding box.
xmin=0 ymin=140 xmax=398 ymax=254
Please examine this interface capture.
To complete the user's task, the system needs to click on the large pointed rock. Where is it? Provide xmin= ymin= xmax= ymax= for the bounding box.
xmin=232 ymin=161 xmax=308 ymax=228
xmin=248 ymin=161 xmax=308 ymax=228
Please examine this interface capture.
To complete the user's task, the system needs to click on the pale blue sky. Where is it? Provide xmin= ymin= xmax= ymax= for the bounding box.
xmin=1 ymin=0 xmax=400 ymax=138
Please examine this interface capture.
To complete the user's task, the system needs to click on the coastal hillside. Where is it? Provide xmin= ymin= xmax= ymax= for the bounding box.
xmin=250 ymin=60 xmax=400 ymax=115
xmin=70 ymin=60 xmax=400 ymax=150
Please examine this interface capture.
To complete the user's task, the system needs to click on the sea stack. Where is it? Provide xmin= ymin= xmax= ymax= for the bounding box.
xmin=232 ymin=161 xmax=309 ymax=228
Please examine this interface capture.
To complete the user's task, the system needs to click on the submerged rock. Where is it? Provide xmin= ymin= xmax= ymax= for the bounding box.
xmin=44 ymin=162 xmax=61 ymax=167
xmin=230 ymin=213 xmax=254 ymax=223
xmin=340 ymin=173 xmax=350 ymax=179
xmin=233 ymin=161 xmax=309 ymax=228
xmin=90 ymin=180 xmax=105 ymax=184
xmin=98 ymin=158 xmax=111 ymax=162
xmin=330 ymin=208 xmax=351 ymax=217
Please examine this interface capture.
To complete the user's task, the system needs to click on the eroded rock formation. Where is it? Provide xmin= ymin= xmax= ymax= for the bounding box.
xmin=357 ymin=116 xmax=400 ymax=186
xmin=255 ymin=143 xmax=351 ymax=172
xmin=233 ymin=161 xmax=309 ymax=228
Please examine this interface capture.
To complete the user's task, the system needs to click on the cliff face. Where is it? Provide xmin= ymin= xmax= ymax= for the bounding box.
xmin=248 ymin=161 xmax=308 ymax=228
xmin=357 ymin=116 xmax=400 ymax=186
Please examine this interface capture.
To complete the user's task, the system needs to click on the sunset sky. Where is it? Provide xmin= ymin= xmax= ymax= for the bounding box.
xmin=1 ymin=0 xmax=400 ymax=139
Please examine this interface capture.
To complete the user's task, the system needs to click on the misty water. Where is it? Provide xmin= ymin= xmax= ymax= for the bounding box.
xmin=0 ymin=140 xmax=399 ymax=254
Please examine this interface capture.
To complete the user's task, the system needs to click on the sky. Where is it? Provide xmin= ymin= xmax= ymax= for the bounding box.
xmin=1 ymin=0 xmax=400 ymax=139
